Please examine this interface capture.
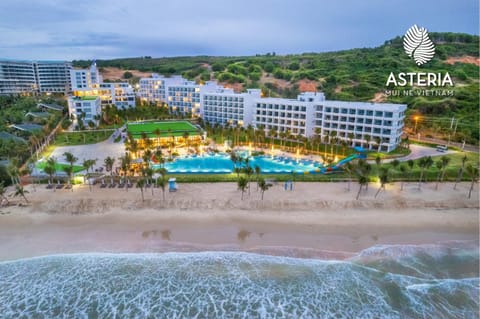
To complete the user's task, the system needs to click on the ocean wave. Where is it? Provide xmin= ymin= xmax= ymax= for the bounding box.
xmin=0 ymin=248 xmax=478 ymax=319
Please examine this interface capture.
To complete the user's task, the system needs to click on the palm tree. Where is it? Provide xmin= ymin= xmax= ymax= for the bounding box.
xmin=6 ymin=159 xmax=20 ymax=186
xmin=465 ymin=164 xmax=478 ymax=199
xmin=399 ymin=165 xmax=407 ymax=190
xmin=44 ymin=157 xmax=57 ymax=191
xmin=14 ymin=184 xmax=29 ymax=204
xmin=268 ymin=128 xmax=277 ymax=149
xmin=254 ymin=165 xmax=261 ymax=190
xmin=155 ymin=170 xmax=168 ymax=200
xmin=82 ymin=159 xmax=96 ymax=191
xmin=104 ymin=156 xmax=115 ymax=173
xmin=343 ymin=161 xmax=354 ymax=191
xmin=435 ymin=160 xmax=443 ymax=190
xmin=258 ymin=177 xmax=272 ymax=200
xmin=375 ymin=155 xmax=382 ymax=168
xmin=391 ymin=159 xmax=400 ymax=172
xmin=355 ymin=159 xmax=371 ymax=197
xmin=0 ymin=182 xmax=10 ymax=206
xmin=375 ymin=167 xmax=389 ymax=198
xmin=407 ymin=159 xmax=415 ymax=183
xmin=355 ymin=173 xmax=369 ymax=200
xmin=347 ymin=132 xmax=354 ymax=147
xmin=63 ymin=152 xmax=78 ymax=169
xmin=26 ymin=158 xmax=37 ymax=192
xmin=364 ymin=134 xmax=371 ymax=149
xmin=63 ymin=165 xmax=74 ymax=191
xmin=454 ymin=155 xmax=468 ymax=190
xmin=417 ymin=156 xmax=433 ymax=189
xmin=237 ymin=176 xmax=248 ymax=200
xmin=244 ymin=165 xmax=254 ymax=195
xmin=439 ymin=156 xmax=450 ymax=183
xmin=120 ymin=154 xmax=131 ymax=192
xmin=183 ymin=131 xmax=190 ymax=150
xmin=135 ymin=178 xmax=145 ymax=202
xmin=374 ymin=136 xmax=381 ymax=152
xmin=153 ymin=128 xmax=161 ymax=148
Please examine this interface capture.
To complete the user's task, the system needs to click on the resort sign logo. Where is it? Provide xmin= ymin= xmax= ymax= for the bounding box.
xmin=403 ymin=24 xmax=435 ymax=66
xmin=385 ymin=24 xmax=454 ymax=97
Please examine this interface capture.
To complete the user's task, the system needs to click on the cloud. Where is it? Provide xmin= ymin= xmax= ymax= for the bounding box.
xmin=0 ymin=0 xmax=477 ymax=60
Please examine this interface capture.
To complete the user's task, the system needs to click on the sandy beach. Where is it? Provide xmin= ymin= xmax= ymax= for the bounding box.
xmin=0 ymin=181 xmax=478 ymax=261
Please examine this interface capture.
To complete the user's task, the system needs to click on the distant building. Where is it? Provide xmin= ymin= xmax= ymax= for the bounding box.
xmin=138 ymin=75 xmax=407 ymax=151
xmin=70 ymin=62 xmax=102 ymax=90
xmin=138 ymin=74 xmax=183 ymax=103
xmin=0 ymin=59 xmax=72 ymax=95
xmin=203 ymin=88 xmax=261 ymax=127
xmin=70 ymin=63 xmax=135 ymax=109
xmin=67 ymin=96 xmax=102 ymax=125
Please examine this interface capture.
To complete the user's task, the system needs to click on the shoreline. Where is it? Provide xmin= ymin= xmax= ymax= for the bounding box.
xmin=0 ymin=182 xmax=478 ymax=261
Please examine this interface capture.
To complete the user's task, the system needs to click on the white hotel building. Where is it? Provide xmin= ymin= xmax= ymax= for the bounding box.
xmin=0 ymin=59 xmax=72 ymax=95
xmin=70 ymin=63 xmax=135 ymax=110
xmin=138 ymin=75 xmax=407 ymax=151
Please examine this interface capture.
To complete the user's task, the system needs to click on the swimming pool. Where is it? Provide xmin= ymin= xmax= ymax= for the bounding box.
xmin=155 ymin=153 xmax=322 ymax=174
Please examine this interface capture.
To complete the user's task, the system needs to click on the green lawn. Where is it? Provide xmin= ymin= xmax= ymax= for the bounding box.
xmin=54 ymin=130 xmax=113 ymax=146
xmin=36 ymin=161 xmax=84 ymax=173
xmin=127 ymin=121 xmax=200 ymax=139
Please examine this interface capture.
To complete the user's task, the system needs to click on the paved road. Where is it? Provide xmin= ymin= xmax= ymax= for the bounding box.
xmin=383 ymin=144 xmax=457 ymax=163
xmin=48 ymin=132 xmax=126 ymax=171
xmin=408 ymin=135 xmax=479 ymax=153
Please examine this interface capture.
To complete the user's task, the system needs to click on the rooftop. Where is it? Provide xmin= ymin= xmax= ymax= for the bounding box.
xmin=9 ymin=123 xmax=43 ymax=132
xmin=0 ymin=131 xmax=26 ymax=143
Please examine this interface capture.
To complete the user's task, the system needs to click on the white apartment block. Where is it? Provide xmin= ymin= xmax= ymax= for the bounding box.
xmin=315 ymin=101 xmax=406 ymax=152
xmin=138 ymin=74 xmax=184 ymax=103
xmin=254 ymin=92 xmax=323 ymax=137
xmin=203 ymin=88 xmax=261 ymax=127
xmin=0 ymin=59 xmax=72 ymax=95
xmin=71 ymin=63 xmax=135 ymax=109
xmin=70 ymin=62 xmax=102 ymax=90
xmin=138 ymin=75 xmax=407 ymax=151
xmin=67 ymin=96 xmax=102 ymax=124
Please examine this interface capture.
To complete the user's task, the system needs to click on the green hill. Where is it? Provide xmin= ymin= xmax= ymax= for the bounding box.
xmin=73 ymin=32 xmax=479 ymax=144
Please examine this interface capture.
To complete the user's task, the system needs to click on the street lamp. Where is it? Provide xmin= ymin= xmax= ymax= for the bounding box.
xmin=414 ymin=116 xmax=419 ymax=133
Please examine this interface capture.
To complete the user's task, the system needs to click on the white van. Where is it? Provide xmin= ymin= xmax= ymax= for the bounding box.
xmin=436 ymin=145 xmax=448 ymax=152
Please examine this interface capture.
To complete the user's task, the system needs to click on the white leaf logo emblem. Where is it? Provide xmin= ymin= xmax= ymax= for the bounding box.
xmin=403 ymin=25 xmax=435 ymax=66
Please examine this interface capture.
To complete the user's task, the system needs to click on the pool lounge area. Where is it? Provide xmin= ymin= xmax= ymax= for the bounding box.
xmin=154 ymin=153 xmax=323 ymax=174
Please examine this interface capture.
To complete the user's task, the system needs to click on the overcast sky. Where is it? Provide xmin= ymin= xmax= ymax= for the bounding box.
xmin=0 ymin=0 xmax=478 ymax=60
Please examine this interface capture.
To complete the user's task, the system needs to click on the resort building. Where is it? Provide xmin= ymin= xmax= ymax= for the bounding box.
xmin=0 ymin=59 xmax=72 ymax=95
xmin=70 ymin=62 xmax=102 ymax=90
xmin=166 ymin=80 xmax=218 ymax=117
xmin=67 ymin=96 xmax=102 ymax=125
xmin=138 ymin=74 xmax=184 ymax=104
xmin=137 ymin=75 xmax=407 ymax=151
xmin=203 ymin=88 xmax=261 ymax=127
xmin=315 ymin=101 xmax=406 ymax=152
xmin=70 ymin=63 xmax=135 ymax=109
xmin=254 ymin=92 xmax=322 ymax=137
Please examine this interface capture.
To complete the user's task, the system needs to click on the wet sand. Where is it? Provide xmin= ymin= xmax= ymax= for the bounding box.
xmin=0 ymin=182 xmax=478 ymax=261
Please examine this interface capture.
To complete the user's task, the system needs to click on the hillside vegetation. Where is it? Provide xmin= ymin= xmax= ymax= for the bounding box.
xmin=73 ymin=32 xmax=479 ymax=144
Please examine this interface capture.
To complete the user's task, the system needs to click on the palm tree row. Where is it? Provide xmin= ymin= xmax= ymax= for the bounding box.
xmin=347 ymin=155 xmax=478 ymax=200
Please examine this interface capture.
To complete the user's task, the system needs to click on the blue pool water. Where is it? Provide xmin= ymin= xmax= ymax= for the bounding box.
xmin=156 ymin=153 xmax=322 ymax=174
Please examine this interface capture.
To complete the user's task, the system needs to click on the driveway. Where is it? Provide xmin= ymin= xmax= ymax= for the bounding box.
xmin=384 ymin=144 xmax=457 ymax=163
xmin=48 ymin=133 xmax=126 ymax=171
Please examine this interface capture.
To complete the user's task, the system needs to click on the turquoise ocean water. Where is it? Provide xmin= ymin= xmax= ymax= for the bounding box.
xmin=0 ymin=241 xmax=478 ymax=318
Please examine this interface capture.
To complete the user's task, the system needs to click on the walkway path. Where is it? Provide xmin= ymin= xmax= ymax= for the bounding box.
xmin=48 ymin=131 xmax=125 ymax=170
xmin=383 ymin=144 xmax=457 ymax=163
